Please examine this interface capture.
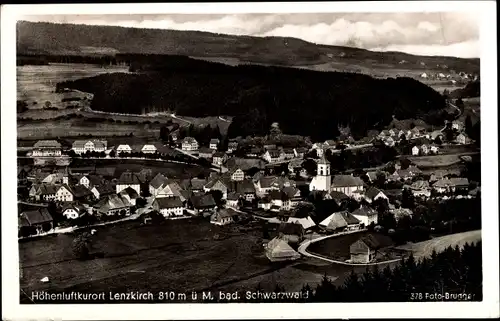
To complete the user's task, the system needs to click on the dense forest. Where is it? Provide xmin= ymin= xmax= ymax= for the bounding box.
xmin=450 ymin=81 xmax=480 ymax=98
xmin=57 ymin=56 xmax=447 ymax=141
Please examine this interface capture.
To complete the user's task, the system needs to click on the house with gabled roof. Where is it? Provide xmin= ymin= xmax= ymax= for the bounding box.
xmin=209 ymin=138 xmax=220 ymax=150
xmin=29 ymin=184 xmax=58 ymax=202
xmin=226 ymin=192 xmax=242 ymax=208
xmin=91 ymin=183 xmax=115 ymax=200
xmin=330 ymin=175 xmax=364 ymax=197
xmin=410 ymin=180 xmax=431 ymax=197
xmin=190 ymin=194 xmax=217 ymax=214
xmin=141 ymin=144 xmax=158 ymax=154
xmin=227 ymin=140 xmax=239 ymax=153
xmin=119 ymin=186 xmax=139 ymax=206
xmin=263 ymin=149 xmax=284 ymax=163
xmin=181 ymin=137 xmax=199 ymax=152
xmin=351 ymin=206 xmax=378 ymax=227
xmin=269 ymin=190 xmax=291 ymax=211
xmin=265 ymin=237 xmax=301 ymax=262
xmin=210 ymin=208 xmax=240 ymax=225
xmin=204 ymin=177 xmax=230 ymax=199
xmin=149 ymin=173 xmax=169 ymax=196
xmin=319 ymin=211 xmax=361 ymax=232
xmin=153 ymin=196 xmax=184 ymax=217
xmin=94 ymin=194 xmax=131 ymax=216
xmin=32 ymin=140 xmax=61 ymax=157
xmin=212 ymin=151 xmax=227 ymax=166
xmin=282 ymin=186 xmax=302 ymax=208
xmin=433 ymin=177 xmax=469 ymax=193
xmin=363 ymin=187 xmax=388 ymax=204
xmin=62 ymin=203 xmax=88 ymax=219
xmin=287 ymin=216 xmax=316 ymax=230
xmin=116 ymin=144 xmax=132 ymax=155
xmin=325 ymin=190 xmax=350 ymax=207
xmin=235 ymin=179 xmax=257 ymax=201
xmin=116 ymin=171 xmax=141 ymax=195
xmin=19 ymin=208 xmax=54 ymax=235
xmin=277 ymin=222 xmax=305 ymax=244
xmin=198 ymin=147 xmax=215 ymax=159
xmin=228 ymin=167 xmax=245 ymax=181
xmin=350 ymin=234 xmax=393 ymax=263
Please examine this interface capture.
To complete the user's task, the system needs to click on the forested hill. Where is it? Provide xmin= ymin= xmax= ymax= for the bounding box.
xmin=57 ymin=56 xmax=447 ymax=140
xmin=18 ymin=21 xmax=479 ymax=72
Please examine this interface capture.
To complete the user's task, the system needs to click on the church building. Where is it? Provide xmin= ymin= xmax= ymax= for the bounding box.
xmin=309 ymin=153 xmax=331 ymax=192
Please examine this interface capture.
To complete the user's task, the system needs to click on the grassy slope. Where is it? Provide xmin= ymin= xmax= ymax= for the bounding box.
xmin=17 ymin=21 xmax=480 ymax=73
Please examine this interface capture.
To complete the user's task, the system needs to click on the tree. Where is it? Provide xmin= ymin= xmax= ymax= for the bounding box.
xmin=434 ymin=135 xmax=443 ymax=145
xmin=44 ymin=101 xmax=52 ymax=109
xmin=160 ymin=126 xmax=170 ymax=141
xmin=399 ymin=157 xmax=412 ymax=170
xmin=208 ymin=190 xmax=224 ymax=206
xmin=465 ymin=115 xmax=473 ymax=137
xmin=72 ymin=232 xmax=92 ymax=260
xmin=402 ymin=188 xmax=415 ymax=209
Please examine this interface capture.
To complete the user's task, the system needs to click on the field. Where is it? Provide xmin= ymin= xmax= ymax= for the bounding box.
xmin=19 ymin=218 xmax=327 ymax=303
xmin=395 ymin=230 xmax=481 ymax=258
xmin=69 ymin=158 xmax=209 ymax=179
xmin=17 ymin=63 xmax=130 ymax=108
xmin=407 ymin=151 xmax=479 ymax=168
xmin=307 ymin=231 xmax=378 ymax=261
xmin=17 ymin=63 xmax=233 ymax=139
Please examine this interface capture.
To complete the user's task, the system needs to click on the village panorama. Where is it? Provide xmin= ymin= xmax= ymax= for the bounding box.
xmin=16 ymin=14 xmax=482 ymax=304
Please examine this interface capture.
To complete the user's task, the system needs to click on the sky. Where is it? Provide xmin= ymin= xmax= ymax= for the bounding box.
xmin=21 ymin=12 xmax=480 ymax=58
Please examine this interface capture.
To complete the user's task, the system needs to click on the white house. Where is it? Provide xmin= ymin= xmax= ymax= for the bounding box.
xmin=263 ymin=150 xmax=284 ymax=163
xmin=212 ymin=152 xmax=227 ymax=166
xmin=55 ymin=185 xmax=74 ymax=202
xmin=319 ymin=211 xmax=361 ymax=232
xmin=309 ymin=155 xmax=331 ymax=192
xmin=79 ymin=176 xmax=90 ymax=188
xmin=141 ymin=144 xmax=158 ymax=154
xmin=430 ymin=145 xmax=440 ymax=154
xmin=72 ymin=140 xmax=107 ymax=155
xmin=351 ymin=206 xmax=378 ymax=227
xmin=209 ymin=138 xmax=220 ymax=150
xmin=227 ymin=141 xmax=238 ymax=153
xmin=412 ymin=146 xmax=420 ymax=156
xmin=210 ymin=208 xmax=239 ymax=226
xmin=181 ymin=137 xmax=199 ymax=152
xmin=116 ymin=171 xmax=141 ymax=195
xmin=456 ymin=133 xmax=469 ymax=145
xmin=420 ymin=144 xmax=429 ymax=155
xmin=116 ymin=144 xmax=132 ymax=155
xmin=330 ymin=175 xmax=365 ymax=197
xmin=153 ymin=196 xmax=184 ymax=217
xmin=32 ymin=140 xmax=62 ymax=157
xmin=229 ymin=168 xmax=245 ymax=181
xmin=287 ymin=216 xmax=316 ymax=230
xmin=62 ymin=203 xmax=87 ymax=219
xmin=363 ymin=187 xmax=388 ymax=204
xmin=226 ymin=192 xmax=242 ymax=208
xmin=269 ymin=190 xmax=291 ymax=211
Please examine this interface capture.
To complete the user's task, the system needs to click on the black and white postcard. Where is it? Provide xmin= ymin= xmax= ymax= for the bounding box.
xmin=1 ymin=1 xmax=498 ymax=320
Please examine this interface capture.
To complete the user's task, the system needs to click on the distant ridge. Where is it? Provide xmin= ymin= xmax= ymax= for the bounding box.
xmin=17 ymin=21 xmax=479 ymax=73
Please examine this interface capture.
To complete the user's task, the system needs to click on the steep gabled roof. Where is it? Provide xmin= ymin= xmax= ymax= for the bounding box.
xmin=365 ymin=186 xmax=383 ymax=200
xmin=351 ymin=206 xmax=377 ymax=217
xmin=20 ymin=208 xmax=53 ymax=225
xmin=154 ymin=196 xmax=183 ymax=209
xmin=119 ymin=186 xmax=139 ymax=199
xmin=150 ymin=173 xmax=168 ymax=189
xmin=331 ymin=175 xmax=364 ymax=187
xmin=236 ymin=179 xmax=256 ymax=194
xmin=118 ymin=171 xmax=141 ymax=185
xmin=191 ymin=194 xmax=216 ymax=209
xmin=277 ymin=222 xmax=304 ymax=236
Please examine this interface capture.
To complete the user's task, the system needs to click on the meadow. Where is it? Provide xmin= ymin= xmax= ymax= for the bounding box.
xmin=17 ymin=63 xmax=130 ymax=108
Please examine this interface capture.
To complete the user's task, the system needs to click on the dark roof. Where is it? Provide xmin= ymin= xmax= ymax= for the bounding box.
xmin=351 ymin=206 xmax=377 ymax=217
xmin=277 ymin=222 xmax=305 ymax=236
xmin=95 ymin=167 xmax=116 ymax=177
xmin=331 ymin=175 xmax=364 ymax=187
xmin=20 ymin=208 xmax=53 ymax=225
xmin=191 ymin=194 xmax=217 ymax=209
xmin=190 ymin=178 xmax=207 ymax=190
xmin=95 ymin=183 xmax=115 ymax=195
xmin=360 ymin=234 xmax=393 ymax=250
xmin=329 ymin=191 xmax=349 ymax=202
xmin=71 ymin=185 xmax=93 ymax=198
xmin=213 ymin=151 xmax=225 ymax=158
xmin=198 ymin=147 xmax=214 ymax=154
xmin=62 ymin=203 xmax=86 ymax=213
xmin=120 ymin=186 xmax=139 ymax=199
xmin=365 ymin=186 xmax=383 ymax=200
xmin=269 ymin=190 xmax=289 ymax=201
xmin=118 ymin=171 xmax=141 ymax=185
xmin=227 ymin=192 xmax=242 ymax=200
xmin=236 ymin=179 xmax=256 ymax=194
xmin=150 ymin=173 xmax=168 ymax=189
xmin=266 ymin=150 xmax=282 ymax=158
xmin=154 ymin=196 xmax=183 ymax=209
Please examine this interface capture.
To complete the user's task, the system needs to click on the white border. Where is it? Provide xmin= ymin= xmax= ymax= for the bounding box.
xmin=2 ymin=2 xmax=498 ymax=320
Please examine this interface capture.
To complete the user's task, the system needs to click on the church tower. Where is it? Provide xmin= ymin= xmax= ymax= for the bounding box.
xmin=309 ymin=151 xmax=332 ymax=192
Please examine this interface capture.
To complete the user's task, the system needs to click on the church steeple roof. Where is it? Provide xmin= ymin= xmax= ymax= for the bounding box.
xmin=317 ymin=150 xmax=330 ymax=165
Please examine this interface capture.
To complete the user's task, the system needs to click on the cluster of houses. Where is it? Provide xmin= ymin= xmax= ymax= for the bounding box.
xmin=419 ymin=71 xmax=478 ymax=82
